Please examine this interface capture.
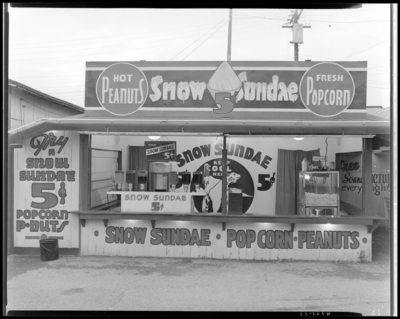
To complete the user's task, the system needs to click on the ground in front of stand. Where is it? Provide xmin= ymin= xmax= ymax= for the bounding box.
xmin=6 ymin=228 xmax=391 ymax=315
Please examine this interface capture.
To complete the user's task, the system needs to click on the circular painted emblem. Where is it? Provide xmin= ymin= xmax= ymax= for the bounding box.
xmin=96 ymin=63 xmax=148 ymax=116
xmin=193 ymin=158 xmax=254 ymax=214
xmin=299 ymin=62 xmax=355 ymax=117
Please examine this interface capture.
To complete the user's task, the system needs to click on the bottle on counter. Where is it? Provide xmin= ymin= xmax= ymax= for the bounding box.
xmin=301 ymin=158 xmax=309 ymax=171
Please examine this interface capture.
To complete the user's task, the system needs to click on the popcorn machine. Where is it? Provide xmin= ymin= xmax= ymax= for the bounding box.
xmin=298 ymin=171 xmax=340 ymax=216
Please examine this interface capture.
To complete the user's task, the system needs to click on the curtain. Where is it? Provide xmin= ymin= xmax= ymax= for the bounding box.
xmin=129 ymin=146 xmax=149 ymax=172
xmin=275 ymin=149 xmax=321 ymax=215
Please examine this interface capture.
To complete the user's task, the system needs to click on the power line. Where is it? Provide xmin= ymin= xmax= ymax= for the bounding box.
xmin=233 ymin=14 xmax=289 ymax=21
xmin=10 ymin=17 xmax=262 ymax=54
xmin=325 ymin=25 xmax=389 ymax=41
xmin=338 ymin=39 xmax=389 ymax=59
xmin=367 ymin=86 xmax=390 ymax=90
xmin=368 ymin=72 xmax=391 ymax=76
xmin=10 ymin=19 xmax=235 ymax=47
xmin=11 ymin=74 xmax=83 ymax=78
xmin=300 ymin=19 xmax=389 ymax=23
xmin=181 ymin=22 xmax=229 ymax=61
xmin=11 ymin=20 xmax=266 ymax=62
xmin=303 ymin=7 xmax=388 ymax=17
xmin=169 ymin=17 xmax=228 ymax=61
xmin=11 ymin=19 xmax=253 ymax=55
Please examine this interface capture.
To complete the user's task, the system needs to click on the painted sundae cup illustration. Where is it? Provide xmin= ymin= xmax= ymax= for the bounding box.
xmin=207 ymin=61 xmax=243 ymax=101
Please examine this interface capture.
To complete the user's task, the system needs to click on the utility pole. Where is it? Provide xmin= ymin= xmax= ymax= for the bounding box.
xmin=221 ymin=9 xmax=233 ymax=215
xmin=282 ymin=9 xmax=311 ymax=61
xmin=227 ymin=8 xmax=232 ymax=62
xmin=222 ymin=9 xmax=233 ymax=215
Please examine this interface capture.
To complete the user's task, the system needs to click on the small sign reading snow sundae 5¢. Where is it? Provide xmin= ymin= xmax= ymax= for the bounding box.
xmin=96 ymin=63 xmax=149 ymax=116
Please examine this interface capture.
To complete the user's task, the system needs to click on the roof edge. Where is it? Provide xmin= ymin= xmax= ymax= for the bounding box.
xmin=9 ymin=79 xmax=84 ymax=113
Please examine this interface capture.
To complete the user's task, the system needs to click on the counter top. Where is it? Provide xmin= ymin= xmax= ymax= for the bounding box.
xmin=69 ymin=210 xmax=385 ymax=233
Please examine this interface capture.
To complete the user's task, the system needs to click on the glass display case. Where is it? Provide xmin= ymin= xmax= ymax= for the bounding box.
xmin=298 ymin=171 xmax=340 ymax=216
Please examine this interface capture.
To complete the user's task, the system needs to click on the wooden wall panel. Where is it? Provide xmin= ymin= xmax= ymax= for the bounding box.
xmin=80 ymin=220 xmax=371 ymax=262
xmin=90 ymin=149 xmax=119 ymax=208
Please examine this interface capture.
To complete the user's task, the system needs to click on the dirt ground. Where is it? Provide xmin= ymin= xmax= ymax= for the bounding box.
xmin=4 ymin=227 xmax=394 ymax=316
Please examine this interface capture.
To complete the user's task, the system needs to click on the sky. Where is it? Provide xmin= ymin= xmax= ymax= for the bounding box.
xmin=7 ymin=4 xmax=394 ymax=109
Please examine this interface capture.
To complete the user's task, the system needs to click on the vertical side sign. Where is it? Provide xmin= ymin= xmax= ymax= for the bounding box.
xmin=14 ymin=131 xmax=80 ymax=248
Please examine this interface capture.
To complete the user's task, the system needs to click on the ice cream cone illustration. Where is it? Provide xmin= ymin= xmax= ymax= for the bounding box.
xmin=207 ymin=61 xmax=243 ymax=101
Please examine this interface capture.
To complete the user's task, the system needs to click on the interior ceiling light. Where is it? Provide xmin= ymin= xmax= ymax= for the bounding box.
xmin=293 ymin=137 xmax=304 ymax=140
xmin=148 ymin=136 xmax=161 ymax=140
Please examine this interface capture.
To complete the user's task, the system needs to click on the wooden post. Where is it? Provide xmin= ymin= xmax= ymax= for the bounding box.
xmin=4 ymin=4 xmax=10 ymax=254
xmin=79 ymin=134 xmax=91 ymax=211
xmin=362 ymin=138 xmax=373 ymax=217
xmin=227 ymin=9 xmax=232 ymax=61
xmin=222 ymin=135 xmax=227 ymax=215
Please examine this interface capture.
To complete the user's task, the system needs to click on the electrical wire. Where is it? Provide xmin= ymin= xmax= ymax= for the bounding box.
xmin=302 ymin=7 xmax=388 ymax=17
xmin=10 ymin=18 xmax=256 ymax=57
xmin=206 ymin=179 xmax=222 ymax=196
xmin=232 ymin=14 xmax=290 ymax=21
xmin=338 ymin=39 xmax=389 ymax=60
xmin=12 ymin=23 xmax=234 ymax=57
xmin=181 ymin=22 xmax=228 ymax=61
xmin=325 ymin=24 xmax=389 ymax=41
xmin=11 ymin=19 xmax=267 ymax=62
xmin=169 ymin=17 xmax=228 ymax=61
xmin=299 ymin=19 xmax=389 ymax=24
xmin=11 ymin=19 xmax=237 ymax=47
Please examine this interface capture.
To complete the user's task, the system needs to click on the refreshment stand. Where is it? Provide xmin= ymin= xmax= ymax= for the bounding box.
xmin=8 ymin=61 xmax=390 ymax=262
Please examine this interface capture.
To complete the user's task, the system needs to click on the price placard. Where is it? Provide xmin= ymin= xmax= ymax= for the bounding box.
xmin=145 ymin=141 xmax=177 ymax=162
xmin=313 ymin=156 xmax=327 ymax=162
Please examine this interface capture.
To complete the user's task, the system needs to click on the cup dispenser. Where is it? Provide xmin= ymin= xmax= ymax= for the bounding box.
xmin=180 ymin=171 xmax=191 ymax=193
xmin=169 ymin=172 xmax=179 ymax=192
xmin=149 ymin=162 xmax=172 ymax=192
xmin=192 ymin=171 xmax=203 ymax=192
xmin=135 ymin=170 xmax=148 ymax=192
xmin=126 ymin=170 xmax=135 ymax=191
xmin=113 ymin=170 xmax=124 ymax=191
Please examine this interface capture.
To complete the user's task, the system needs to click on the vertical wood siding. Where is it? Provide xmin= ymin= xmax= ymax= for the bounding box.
xmin=81 ymin=220 xmax=371 ymax=262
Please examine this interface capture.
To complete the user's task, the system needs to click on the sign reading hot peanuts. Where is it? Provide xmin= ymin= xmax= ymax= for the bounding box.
xmin=96 ymin=63 xmax=149 ymax=115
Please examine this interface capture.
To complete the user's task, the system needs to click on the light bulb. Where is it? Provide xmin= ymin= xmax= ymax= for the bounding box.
xmin=293 ymin=137 xmax=304 ymax=141
xmin=148 ymin=136 xmax=161 ymax=140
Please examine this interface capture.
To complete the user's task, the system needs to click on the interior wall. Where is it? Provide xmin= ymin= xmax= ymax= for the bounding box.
xmin=91 ymin=135 xmax=349 ymax=215
xmin=335 ymin=137 xmax=363 ymax=154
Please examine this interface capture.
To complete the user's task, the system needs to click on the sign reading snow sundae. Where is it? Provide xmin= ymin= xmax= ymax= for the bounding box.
xmin=87 ymin=61 xmax=366 ymax=117
xmin=172 ymin=141 xmax=276 ymax=214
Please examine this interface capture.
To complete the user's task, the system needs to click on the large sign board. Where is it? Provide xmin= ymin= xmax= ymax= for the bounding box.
xmin=81 ymin=220 xmax=371 ymax=262
xmin=85 ymin=61 xmax=367 ymax=120
xmin=14 ymin=131 xmax=80 ymax=248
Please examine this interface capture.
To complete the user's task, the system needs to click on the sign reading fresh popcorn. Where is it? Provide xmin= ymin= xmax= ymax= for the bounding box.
xmin=299 ymin=62 xmax=355 ymax=117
